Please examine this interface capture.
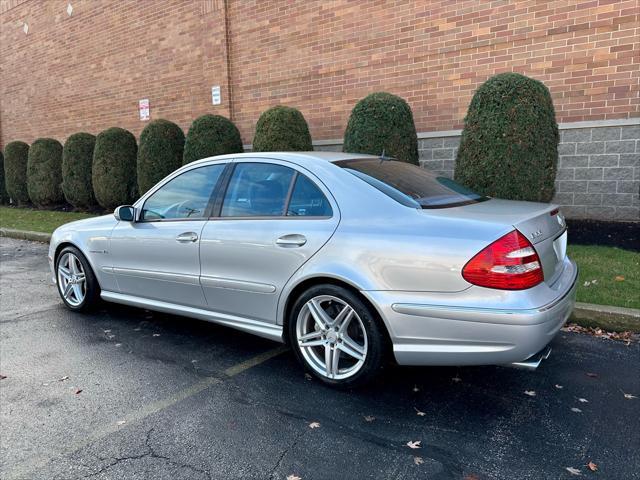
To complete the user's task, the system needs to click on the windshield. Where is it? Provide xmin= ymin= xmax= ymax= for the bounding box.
xmin=335 ymin=158 xmax=488 ymax=209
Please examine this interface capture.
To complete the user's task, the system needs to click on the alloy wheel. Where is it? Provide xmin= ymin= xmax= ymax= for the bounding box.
xmin=296 ymin=295 xmax=368 ymax=380
xmin=57 ymin=252 xmax=87 ymax=307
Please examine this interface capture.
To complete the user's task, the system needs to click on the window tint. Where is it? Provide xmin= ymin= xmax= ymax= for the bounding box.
xmin=221 ymin=163 xmax=294 ymax=217
xmin=141 ymin=164 xmax=224 ymax=220
xmin=287 ymin=174 xmax=332 ymax=216
xmin=335 ymin=159 xmax=487 ymax=209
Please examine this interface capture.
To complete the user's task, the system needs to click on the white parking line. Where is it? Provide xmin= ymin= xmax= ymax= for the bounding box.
xmin=4 ymin=345 xmax=289 ymax=480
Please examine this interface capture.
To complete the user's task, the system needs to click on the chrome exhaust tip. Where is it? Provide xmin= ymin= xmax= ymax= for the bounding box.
xmin=510 ymin=345 xmax=552 ymax=370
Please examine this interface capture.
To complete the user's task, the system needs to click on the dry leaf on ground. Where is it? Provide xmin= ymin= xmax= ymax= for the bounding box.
xmin=287 ymin=475 xmax=302 ymax=480
xmin=412 ymin=385 xmax=420 ymax=392
xmin=364 ymin=415 xmax=375 ymax=422
xmin=587 ymin=461 xmax=598 ymax=472
xmin=578 ymin=398 xmax=588 ymax=403
xmin=622 ymin=392 xmax=637 ymax=399
xmin=586 ymin=372 xmax=599 ymax=378
xmin=413 ymin=456 xmax=424 ymax=465
xmin=524 ymin=390 xmax=536 ymax=397
xmin=555 ymin=384 xmax=563 ymax=389
xmin=571 ymin=407 xmax=582 ymax=413
xmin=0 ymin=374 xmax=7 ymax=380
xmin=406 ymin=440 xmax=421 ymax=449
xmin=58 ymin=375 xmax=69 ymax=382
xmin=308 ymin=422 xmax=320 ymax=429
xmin=414 ymin=407 xmax=426 ymax=416
xmin=562 ymin=324 xmax=637 ymax=343
xmin=565 ymin=466 xmax=582 ymax=475
xmin=74 ymin=388 xmax=83 ymax=395
xmin=614 ymin=275 xmax=625 ymax=281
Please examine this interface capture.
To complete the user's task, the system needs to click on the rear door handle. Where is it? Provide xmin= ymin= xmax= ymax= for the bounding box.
xmin=276 ymin=234 xmax=307 ymax=248
xmin=176 ymin=232 xmax=198 ymax=243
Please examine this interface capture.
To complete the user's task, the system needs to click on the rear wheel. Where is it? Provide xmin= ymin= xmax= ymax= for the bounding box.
xmin=55 ymin=246 xmax=100 ymax=312
xmin=289 ymin=284 xmax=387 ymax=388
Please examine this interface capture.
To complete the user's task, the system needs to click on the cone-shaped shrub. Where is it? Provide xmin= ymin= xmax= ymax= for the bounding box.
xmin=92 ymin=127 xmax=137 ymax=210
xmin=4 ymin=141 xmax=30 ymax=205
xmin=0 ymin=151 xmax=8 ymax=204
xmin=62 ymin=132 xmax=97 ymax=209
xmin=343 ymin=92 xmax=419 ymax=165
xmin=183 ymin=114 xmax=243 ymax=165
xmin=454 ymin=73 xmax=559 ymax=202
xmin=252 ymin=106 xmax=313 ymax=152
xmin=27 ymin=138 xmax=64 ymax=208
xmin=137 ymin=119 xmax=185 ymax=194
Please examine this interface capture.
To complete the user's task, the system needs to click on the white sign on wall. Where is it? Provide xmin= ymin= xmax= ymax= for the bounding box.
xmin=211 ymin=86 xmax=221 ymax=105
xmin=139 ymin=98 xmax=150 ymax=121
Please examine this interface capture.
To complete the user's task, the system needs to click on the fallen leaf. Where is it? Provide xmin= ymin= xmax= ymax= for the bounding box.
xmin=555 ymin=384 xmax=563 ymax=389
xmin=308 ymin=422 xmax=320 ymax=429
xmin=586 ymin=372 xmax=598 ymax=378
xmin=591 ymin=279 xmax=597 ymax=284
xmin=623 ymin=392 xmax=637 ymax=400
xmin=116 ymin=420 xmax=126 ymax=426
xmin=0 ymin=374 xmax=7 ymax=380
xmin=115 ymin=343 xmax=122 ymax=347
xmin=152 ymin=333 xmax=161 ymax=337
xmin=587 ymin=461 xmax=598 ymax=472
xmin=412 ymin=385 xmax=420 ymax=393
xmin=414 ymin=407 xmax=426 ymax=417
xmin=74 ymin=388 xmax=83 ymax=395
xmin=286 ymin=475 xmax=302 ymax=480
xmin=103 ymin=329 xmax=111 ymax=333
xmin=58 ymin=375 xmax=69 ymax=382
xmin=524 ymin=390 xmax=536 ymax=397
xmin=463 ymin=476 xmax=481 ymax=480
xmin=304 ymin=373 xmax=312 ymax=381
xmin=406 ymin=440 xmax=421 ymax=449
xmin=571 ymin=407 xmax=582 ymax=413
xmin=106 ymin=334 xmax=115 ymax=339
xmin=134 ymin=327 xmax=142 ymax=331
xmin=614 ymin=275 xmax=625 ymax=281
xmin=451 ymin=376 xmax=462 ymax=383
xmin=413 ymin=456 xmax=424 ymax=465
xmin=578 ymin=398 xmax=588 ymax=403
xmin=364 ymin=415 xmax=375 ymax=422
xmin=566 ymin=466 xmax=582 ymax=476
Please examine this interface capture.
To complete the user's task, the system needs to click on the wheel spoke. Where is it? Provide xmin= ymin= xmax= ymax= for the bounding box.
xmin=58 ymin=266 xmax=71 ymax=280
xmin=307 ymin=299 xmax=331 ymax=330
xmin=63 ymin=282 xmax=73 ymax=299
xmin=69 ymin=255 xmax=79 ymax=275
xmin=324 ymin=345 xmax=340 ymax=378
xmin=339 ymin=335 xmax=365 ymax=361
xmin=335 ymin=305 xmax=354 ymax=333
xmin=299 ymin=330 xmax=324 ymax=348
xmin=72 ymin=284 xmax=83 ymax=302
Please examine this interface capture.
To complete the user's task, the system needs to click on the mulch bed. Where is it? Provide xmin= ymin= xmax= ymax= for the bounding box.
xmin=567 ymin=219 xmax=639 ymax=252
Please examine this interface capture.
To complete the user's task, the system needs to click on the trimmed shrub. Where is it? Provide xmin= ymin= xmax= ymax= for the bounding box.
xmin=252 ymin=105 xmax=313 ymax=152
xmin=0 ymin=151 xmax=8 ymax=204
xmin=343 ymin=92 xmax=419 ymax=165
xmin=62 ymin=132 xmax=97 ymax=209
xmin=27 ymin=138 xmax=64 ymax=208
xmin=137 ymin=119 xmax=185 ymax=194
xmin=454 ymin=73 xmax=559 ymax=202
xmin=92 ymin=127 xmax=138 ymax=210
xmin=4 ymin=141 xmax=30 ymax=205
xmin=183 ymin=114 xmax=243 ymax=165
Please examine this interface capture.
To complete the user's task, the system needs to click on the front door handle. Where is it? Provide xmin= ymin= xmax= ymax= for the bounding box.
xmin=276 ymin=234 xmax=307 ymax=248
xmin=176 ymin=232 xmax=198 ymax=243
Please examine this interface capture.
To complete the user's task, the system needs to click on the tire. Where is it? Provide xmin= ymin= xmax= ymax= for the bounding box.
xmin=55 ymin=246 xmax=100 ymax=312
xmin=288 ymin=284 xmax=388 ymax=388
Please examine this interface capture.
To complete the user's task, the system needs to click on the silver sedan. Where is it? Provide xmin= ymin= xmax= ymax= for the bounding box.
xmin=49 ymin=152 xmax=578 ymax=387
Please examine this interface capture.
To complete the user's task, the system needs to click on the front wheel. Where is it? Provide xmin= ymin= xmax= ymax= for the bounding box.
xmin=288 ymin=284 xmax=387 ymax=388
xmin=55 ymin=246 xmax=100 ymax=312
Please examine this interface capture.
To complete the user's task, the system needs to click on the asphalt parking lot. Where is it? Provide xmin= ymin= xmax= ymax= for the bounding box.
xmin=1 ymin=237 xmax=639 ymax=480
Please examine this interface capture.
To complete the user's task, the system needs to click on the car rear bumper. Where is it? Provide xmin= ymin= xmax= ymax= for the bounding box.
xmin=362 ymin=258 xmax=578 ymax=367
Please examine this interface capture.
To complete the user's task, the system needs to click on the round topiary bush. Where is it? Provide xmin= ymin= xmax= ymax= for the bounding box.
xmin=343 ymin=92 xmax=419 ymax=165
xmin=252 ymin=105 xmax=313 ymax=152
xmin=27 ymin=138 xmax=64 ymax=208
xmin=62 ymin=132 xmax=97 ymax=209
xmin=4 ymin=141 xmax=30 ymax=205
xmin=0 ymin=151 xmax=8 ymax=204
xmin=137 ymin=119 xmax=185 ymax=194
xmin=183 ymin=114 xmax=243 ymax=165
xmin=454 ymin=73 xmax=559 ymax=202
xmin=92 ymin=127 xmax=138 ymax=210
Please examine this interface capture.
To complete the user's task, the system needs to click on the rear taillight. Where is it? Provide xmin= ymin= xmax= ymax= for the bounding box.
xmin=462 ymin=230 xmax=543 ymax=290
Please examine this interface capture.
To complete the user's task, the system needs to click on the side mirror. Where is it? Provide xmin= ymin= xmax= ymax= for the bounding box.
xmin=114 ymin=205 xmax=136 ymax=222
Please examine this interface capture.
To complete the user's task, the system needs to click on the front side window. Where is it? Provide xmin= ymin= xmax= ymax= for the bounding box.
xmin=287 ymin=174 xmax=332 ymax=216
xmin=221 ymin=163 xmax=294 ymax=217
xmin=141 ymin=164 xmax=225 ymax=221
xmin=335 ymin=159 xmax=487 ymax=209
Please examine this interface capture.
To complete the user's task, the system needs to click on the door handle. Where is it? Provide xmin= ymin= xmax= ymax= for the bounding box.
xmin=176 ymin=232 xmax=198 ymax=243
xmin=276 ymin=234 xmax=307 ymax=248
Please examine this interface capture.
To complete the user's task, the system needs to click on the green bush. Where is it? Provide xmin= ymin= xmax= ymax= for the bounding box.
xmin=137 ymin=119 xmax=185 ymax=194
xmin=4 ymin=141 xmax=30 ymax=205
xmin=0 ymin=151 xmax=8 ymax=204
xmin=183 ymin=114 xmax=243 ymax=165
xmin=454 ymin=73 xmax=559 ymax=202
xmin=62 ymin=132 xmax=97 ymax=209
xmin=252 ymin=106 xmax=313 ymax=152
xmin=27 ymin=138 xmax=64 ymax=208
xmin=92 ymin=127 xmax=138 ymax=210
xmin=343 ymin=92 xmax=419 ymax=165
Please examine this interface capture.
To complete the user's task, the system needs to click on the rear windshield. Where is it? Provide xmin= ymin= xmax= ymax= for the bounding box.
xmin=335 ymin=158 xmax=488 ymax=209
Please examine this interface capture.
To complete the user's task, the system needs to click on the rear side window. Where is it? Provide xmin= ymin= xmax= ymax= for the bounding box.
xmin=335 ymin=159 xmax=487 ymax=209
xmin=287 ymin=174 xmax=332 ymax=217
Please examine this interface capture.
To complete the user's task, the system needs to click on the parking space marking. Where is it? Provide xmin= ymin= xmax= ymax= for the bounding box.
xmin=4 ymin=345 xmax=289 ymax=480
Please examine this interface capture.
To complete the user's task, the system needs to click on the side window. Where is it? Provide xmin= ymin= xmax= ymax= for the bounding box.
xmin=287 ymin=174 xmax=332 ymax=217
xmin=141 ymin=164 xmax=225 ymax=221
xmin=221 ymin=163 xmax=294 ymax=217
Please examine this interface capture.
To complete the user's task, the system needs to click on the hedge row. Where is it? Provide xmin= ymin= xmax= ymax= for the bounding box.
xmin=1 ymin=73 xmax=559 ymax=210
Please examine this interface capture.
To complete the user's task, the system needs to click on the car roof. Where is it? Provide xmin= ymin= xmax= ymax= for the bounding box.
xmin=188 ymin=151 xmax=379 ymax=168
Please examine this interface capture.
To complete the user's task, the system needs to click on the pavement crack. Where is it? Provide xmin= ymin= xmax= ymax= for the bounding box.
xmin=269 ymin=427 xmax=307 ymax=480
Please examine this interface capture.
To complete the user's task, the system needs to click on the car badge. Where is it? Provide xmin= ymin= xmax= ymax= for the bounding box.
xmin=531 ymin=229 xmax=543 ymax=240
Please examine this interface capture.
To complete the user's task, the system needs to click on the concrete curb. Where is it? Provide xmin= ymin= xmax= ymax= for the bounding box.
xmin=0 ymin=228 xmax=51 ymax=243
xmin=571 ymin=302 xmax=640 ymax=332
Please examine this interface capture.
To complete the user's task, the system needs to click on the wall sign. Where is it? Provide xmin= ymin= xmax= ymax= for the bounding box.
xmin=138 ymin=98 xmax=150 ymax=121
xmin=211 ymin=86 xmax=221 ymax=105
